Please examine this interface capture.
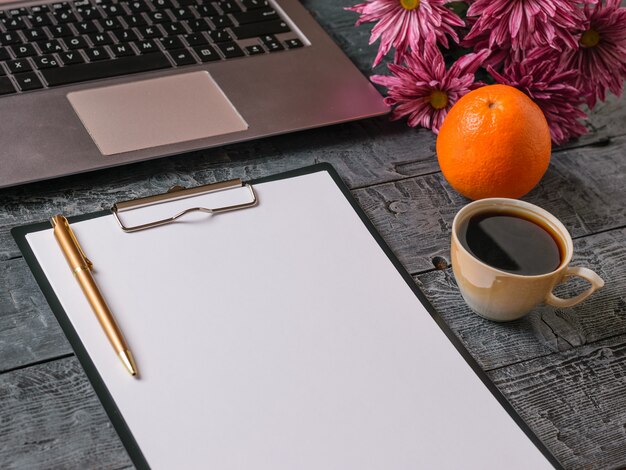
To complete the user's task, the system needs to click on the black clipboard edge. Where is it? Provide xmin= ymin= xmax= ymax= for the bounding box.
xmin=12 ymin=163 xmax=562 ymax=470
xmin=12 ymin=209 xmax=149 ymax=469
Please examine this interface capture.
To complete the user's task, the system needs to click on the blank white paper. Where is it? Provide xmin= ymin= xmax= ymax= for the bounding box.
xmin=27 ymin=170 xmax=552 ymax=470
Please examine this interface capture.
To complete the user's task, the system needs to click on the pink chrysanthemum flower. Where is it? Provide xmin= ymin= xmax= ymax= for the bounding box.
xmin=488 ymin=48 xmax=588 ymax=145
xmin=346 ymin=0 xmax=464 ymax=67
xmin=463 ymin=0 xmax=586 ymax=53
xmin=371 ymin=40 xmax=489 ymax=133
xmin=562 ymin=0 xmax=626 ymax=109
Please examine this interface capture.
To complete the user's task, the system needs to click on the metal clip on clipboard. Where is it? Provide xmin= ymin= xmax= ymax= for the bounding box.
xmin=111 ymin=179 xmax=258 ymax=233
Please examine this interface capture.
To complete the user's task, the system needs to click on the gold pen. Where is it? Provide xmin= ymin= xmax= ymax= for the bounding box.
xmin=51 ymin=215 xmax=138 ymax=377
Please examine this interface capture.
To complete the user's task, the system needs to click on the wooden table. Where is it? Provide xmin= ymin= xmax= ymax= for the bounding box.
xmin=1 ymin=1 xmax=625 ymax=468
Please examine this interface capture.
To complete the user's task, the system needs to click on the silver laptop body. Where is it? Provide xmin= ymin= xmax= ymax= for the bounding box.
xmin=0 ymin=0 xmax=387 ymax=188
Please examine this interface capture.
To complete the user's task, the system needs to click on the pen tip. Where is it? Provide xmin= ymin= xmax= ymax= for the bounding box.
xmin=120 ymin=349 xmax=138 ymax=377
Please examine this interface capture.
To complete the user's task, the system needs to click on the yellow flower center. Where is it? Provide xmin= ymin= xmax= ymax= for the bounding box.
xmin=400 ymin=0 xmax=420 ymax=10
xmin=429 ymin=90 xmax=448 ymax=110
xmin=580 ymin=29 xmax=600 ymax=47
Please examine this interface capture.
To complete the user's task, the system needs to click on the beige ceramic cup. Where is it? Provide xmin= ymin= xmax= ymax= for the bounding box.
xmin=451 ymin=198 xmax=605 ymax=322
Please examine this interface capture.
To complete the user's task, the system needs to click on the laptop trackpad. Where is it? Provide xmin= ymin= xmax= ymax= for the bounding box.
xmin=67 ymin=71 xmax=248 ymax=156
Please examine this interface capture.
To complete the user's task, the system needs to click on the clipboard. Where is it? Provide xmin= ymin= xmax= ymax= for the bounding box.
xmin=12 ymin=164 xmax=561 ymax=470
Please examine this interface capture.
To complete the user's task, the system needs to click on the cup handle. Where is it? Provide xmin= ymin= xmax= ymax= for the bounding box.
xmin=545 ymin=267 xmax=605 ymax=308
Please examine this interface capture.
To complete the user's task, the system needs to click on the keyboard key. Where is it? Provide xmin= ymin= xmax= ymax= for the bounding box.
xmin=1 ymin=17 xmax=25 ymax=30
xmin=259 ymin=34 xmax=277 ymax=44
xmin=8 ymin=7 xmax=28 ymax=17
xmin=64 ymin=36 xmax=89 ymax=49
xmin=136 ymin=39 xmax=158 ymax=53
xmin=100 ymin=17 xmax=124 ymax=31
xmin=265 ymin=40 xmax=284 ymax=52
xmin=85 ymin=46 xmax=110 ymax=61
xmin=32 ymin=54 xmax=60 ymax=69
xmin=177 ymin=0 xmax=197 ymax=5
xmin=28 ymin=13 xmax=53 ymax=27
xmin=6 ymin=58 xmax=32 ymax=73
xmin=111 ymin=43 xmax=136 ymax=57
xmin=49 ymin=24 xmax=74 ymax=37
xmin=161 ymin=22 xmax=186 ymax=36
xmin=100 ymin=3 xmax=125 ymax=16
xmin=23 ymin=28 xmax=48 ymax=42
xmin=125 ymin=15 xmax=148 ymax=27
xmin=232 ymin=8 xmax=278 ymax=25
xmin=186 ymin=19 xmax=210 ymax=31
xmin=160 ymin=36 xmax=184 ymax=50
xmin=241 ymin=0 xmax=269 ymax=9
xmin=52 ymin=10 xmax=78 ymax=23
xmin=171 ymin=7 xmax=194 ymax=20
xmin=285 ymin=38 xmax=303 ymax=49
xmin=169 ymin=48 xmax=195 ymax=65
xmin=217 ymin=41 xmax=244 ymax=58
xmin=29 ymin=5 xmax=47 ymax=14
xmin=11 ymin=43 xmax=37 ymax=58
xmin=245 ymin=44 xmax=264 ymax=55
xmin=150 ymin=0 xmax=176 ymax=9
xmin=183 ymin=33 xmax=208 ymax=46
xmin=76 ymin=7 xmax=103 ymax=20
xmin=210 ymin=15 xmax=233 ymax=29
xmin=232 ymin=19 xmax=289 ymax=39
xmin=74 ymin=20 xmax=99 ymax=34
xmin=147 ymin=11 xmax=170 ymax=23
xmin=38 ymin=39 xmax=65 ymax=53
xmin=14 ymin=71 xmax=44 ymax=91
xmin=137 ymin=26 xmax=160 ymax=38
xmin=0 ymin=32 xmax=21 ymax=45
xmin=88 ymin=32 xmax=114 ymax=46
xmin=216 ymin=1 xmax=241 ymax=13
xmin=0 ymin=76 xmax=16 ymax=95
xmin=59 ymin=50 xmax=85 ymax=65
xmin=50 ymin=2 xmax=72 ymax=13
xmin=196 ymin=4 xmax=218 ymax=16
xmin=123 ymin=0 xmax=150 ymax=13
xmin=41 ymin=52 xmax=172 ymax=86
xmin=112 ymin=29 xmax=139 ymax=42
xmin=0 ymin=48 xmax=10 ymax=61
xmin=207 ymin=30 xmax=231 ymax=43
xmin=193 ymin=44 xmax=219 ymax=61
xmin=0 ymin=65 xmax=5 ymax=75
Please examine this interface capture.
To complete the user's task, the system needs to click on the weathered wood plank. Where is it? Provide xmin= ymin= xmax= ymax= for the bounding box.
xmin=353 ymin=135 xmax=626 ymax=274
xmin=487 ymin=336 xmax=626 ymax=470
xmin=0 ymin=258 xmax=70 ymax=373
xmin=1 ymin=136 xmax=625 ymax=374
xmin=0 ymin=356 xmax=132 ymax=470
xmin=415 ymin=227 xmax=626 ymax=371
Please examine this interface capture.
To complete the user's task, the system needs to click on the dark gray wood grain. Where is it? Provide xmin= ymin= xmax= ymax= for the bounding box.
xmin=1 ymin=135 xmax=625 ymax=376
xmin=0 ymin=356 xmax=132 ymax=470
xmin=354 ymin=135 xmax=626 ymax=274
xmin=1 ymin=0 xmax=626 ymax=468
xmin=416 ymin=227 xmax=626 ymax=371
xmin=0 ymin=258 xmax=69 ymax=373
xmin=487 ymin=335 xmax=626 ymax=470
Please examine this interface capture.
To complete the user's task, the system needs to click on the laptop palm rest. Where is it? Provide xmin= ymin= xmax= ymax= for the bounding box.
xmin=67 ymin=71 xmax=248 ymax=156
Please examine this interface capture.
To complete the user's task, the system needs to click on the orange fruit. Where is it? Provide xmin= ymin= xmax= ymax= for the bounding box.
xmin=436 ymin=84 xmax=551 ymax=200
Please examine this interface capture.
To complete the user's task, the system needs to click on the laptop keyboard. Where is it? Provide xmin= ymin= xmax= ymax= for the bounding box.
xmin=0 ymin=0 xmax=303 ymax=95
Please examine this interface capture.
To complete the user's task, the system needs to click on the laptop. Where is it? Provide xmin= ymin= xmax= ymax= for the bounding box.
xmin=0 ymin=0 xmax=388 ymax=188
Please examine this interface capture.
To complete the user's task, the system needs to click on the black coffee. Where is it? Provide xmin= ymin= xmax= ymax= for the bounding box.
xmin=459 ymin=211 xmax=562 ymax=275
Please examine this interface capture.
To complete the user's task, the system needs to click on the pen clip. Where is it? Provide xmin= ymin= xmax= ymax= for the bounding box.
xmin=60 ymin=216 xmax=93 ymax=269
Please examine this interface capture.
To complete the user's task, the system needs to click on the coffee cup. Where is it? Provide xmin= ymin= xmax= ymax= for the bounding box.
xmin=451 ymin=198 xmax=604 ymax=322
